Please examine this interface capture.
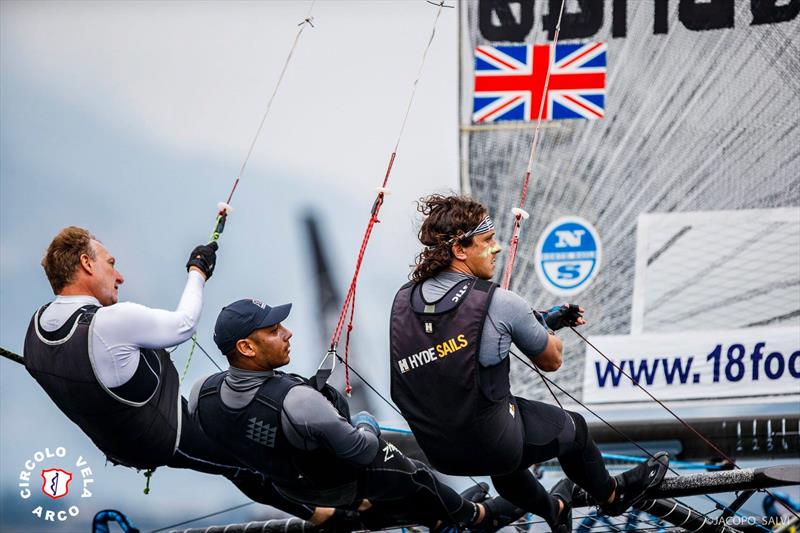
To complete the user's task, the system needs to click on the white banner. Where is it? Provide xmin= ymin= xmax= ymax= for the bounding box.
xmin=582 ymin=327 xmax=800 ymax=404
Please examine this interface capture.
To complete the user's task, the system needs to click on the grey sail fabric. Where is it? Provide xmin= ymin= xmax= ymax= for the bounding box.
xmin=459 ymin=0 xmax=800 ymax=401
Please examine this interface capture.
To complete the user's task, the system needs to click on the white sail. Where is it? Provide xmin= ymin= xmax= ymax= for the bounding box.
xmin=458 ymin=0 xmax=799 ymax=445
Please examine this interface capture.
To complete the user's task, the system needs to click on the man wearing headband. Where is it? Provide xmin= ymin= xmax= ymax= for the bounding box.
xmin=389 ymin=195 xmax=669 ymax=532
xmin=191 ymin=297 xmax=526 ymax=530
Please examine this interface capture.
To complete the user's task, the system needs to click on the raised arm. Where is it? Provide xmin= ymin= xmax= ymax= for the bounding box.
xmin=93 ymin=242 xmax=219 ymax=350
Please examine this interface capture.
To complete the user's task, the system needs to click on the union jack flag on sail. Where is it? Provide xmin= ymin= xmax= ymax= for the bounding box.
xmin=473 ymin=42 xmax=607 ymax=123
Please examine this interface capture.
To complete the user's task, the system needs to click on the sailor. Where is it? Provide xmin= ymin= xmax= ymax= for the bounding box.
xmin=191 ymin=297 xmax=526 ymax=530
xmin=23 ymin=226 xmax=349 ymax=527
xmin=389 ymin=195 xmax=669 ymax=531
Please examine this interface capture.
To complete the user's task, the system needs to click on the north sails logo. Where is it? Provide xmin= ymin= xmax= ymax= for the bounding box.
xmin=535 ymin=216 xmax=602 ymax=296
xmin=245 ymin=417 xmax=277 ymax=448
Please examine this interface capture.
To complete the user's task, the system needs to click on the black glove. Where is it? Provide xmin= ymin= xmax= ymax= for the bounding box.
xmin=541 ymin=304 xmax=583 ymax=331
xmin=186 ymin=241 xmax=218 ymax=279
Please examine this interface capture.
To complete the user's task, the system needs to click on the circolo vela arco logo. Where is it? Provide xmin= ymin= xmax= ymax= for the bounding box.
xmin=534 ymin=216 xmax=602 ymax=296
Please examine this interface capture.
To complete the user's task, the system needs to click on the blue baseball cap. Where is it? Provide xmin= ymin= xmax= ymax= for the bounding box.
xmin=213 ymin=298 xmax=292 ymax=355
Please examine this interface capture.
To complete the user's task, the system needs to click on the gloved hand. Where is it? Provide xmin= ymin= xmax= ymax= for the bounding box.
xmin=352 ymin=411 xmax=380 ymax=437
xmin=186 ymin=241 xmax=219 ymax=280
xmin=541 ymin=304 xmax=584 ymax=330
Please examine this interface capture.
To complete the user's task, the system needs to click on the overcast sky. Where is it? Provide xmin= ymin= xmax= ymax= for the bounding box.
xmin=0 ymin=1 xmax=461 ymax=530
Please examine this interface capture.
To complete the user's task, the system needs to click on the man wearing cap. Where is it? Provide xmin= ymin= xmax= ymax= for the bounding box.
xmin=23 ymin=226 xmax=351 ymax=526
xmin=389 ymin=195 xmax=669 ymax=532
xmin=191 ymin=297 xmax=526 ymax=530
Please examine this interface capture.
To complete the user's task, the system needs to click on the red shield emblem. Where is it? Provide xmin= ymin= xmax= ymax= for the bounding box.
xmin=40 ymin=468 xmax=73 ymax=499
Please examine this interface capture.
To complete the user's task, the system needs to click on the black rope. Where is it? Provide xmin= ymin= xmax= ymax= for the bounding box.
xmin=191 ymin=339 xmax=223 ymax=372
xmin=510 ymin=350 xmax=730 ymax=525
xmin=333 ymin=353 xmax=402 ymax=416
xmin=331 ymin=353 xmax=491 ymax=494
xmin=522 ymin=352 xmax=563 ymax=409
xmin=572 ymin=327 xmax=735 ymax=467
xmin=150 ymin=501 xmax=255 ymax=533
xmin=569 ymin=328 xmax=800 ymax=522
xmin=0 ymin=341 xmax=248 ymax=532
xmin=0 ymin=347 xmax=24 ymax=365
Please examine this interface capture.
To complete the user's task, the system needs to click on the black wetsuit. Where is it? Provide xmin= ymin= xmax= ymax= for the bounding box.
xmin=390 ymin=275 xmax=615 ymax=523
xmin=24 ymin=303 xmax=316 ymax=521
xmin=193 ymin=368 xmax=490 ymax=528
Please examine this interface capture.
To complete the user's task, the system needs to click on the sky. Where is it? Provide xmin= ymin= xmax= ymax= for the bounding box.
xmin=0 ymin=1 xmax=461 ymax=530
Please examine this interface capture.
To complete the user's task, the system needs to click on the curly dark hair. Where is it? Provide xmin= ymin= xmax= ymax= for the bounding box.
xmin=411 ymin=194 xmax=488 ymax=282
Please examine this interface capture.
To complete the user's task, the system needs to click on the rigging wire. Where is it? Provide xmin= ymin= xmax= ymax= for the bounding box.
xmin=571 ymin=327 xmax=734 ymax=469
xmin=331 ymin=351 xmax=489 ymax=491
xmin=198 ymin=0 xmax=317 ymax=248
xmin=568 ymin=328 xmax=800 ymax=521
xmin=150 ymin=501 xmax=255 ymax=533
xmin=479 ymin=0 xmax=798 ymax=520
xmin=192 ymin=339 xmax=223 ymax=372
xmin=181 ymin=0 xmax=317 ymax=376
xmin=223 ymin=0 xmax=317 ymax=210
xmin=235 ymin=1 xmax=316 ymax=187
xmin=498 ymin=0 xmax=567 ymax=290
xmin=509 ymin=349 xmax=774 ymax=532
xmin=325 ymin=0 xmax=450 ymax=395
xmin=0 ymin=346 xmax=24 ymax=365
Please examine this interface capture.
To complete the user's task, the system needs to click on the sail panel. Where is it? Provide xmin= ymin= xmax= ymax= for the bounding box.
xmin=459 ymin=0 xmax=800 ymax=406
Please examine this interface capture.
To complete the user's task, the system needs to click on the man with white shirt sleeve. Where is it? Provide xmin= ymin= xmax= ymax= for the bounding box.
xmin=23 ymin=226 xmax=351 ymax=526
xmin=25 ymin=226 xmax=217 ymax=469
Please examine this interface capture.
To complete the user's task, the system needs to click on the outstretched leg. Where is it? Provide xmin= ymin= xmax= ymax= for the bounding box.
xmin=557 ymin=411 xmax=670 ymax=516
xmin=557 ymin=410 xmax=616 ymax=503
xmin=359 ymin=441 xmax=524 ymax=528
xmin=494 ymin=398 xmax=613 ymax=524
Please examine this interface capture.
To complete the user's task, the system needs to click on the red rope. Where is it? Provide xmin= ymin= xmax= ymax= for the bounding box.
xmin=225 ymin=177 xmax=240 ymax=205
xmin=329 ymin=196 xmax=385 ymax=347
xmin=327 ymin=153 xmax=395 ymax=393
xmin=323 ymin=0 xmax=447 ymax=394
xmin=343 ymin=289 xmax=357 ymax=396
xmin=499 ymin=0 xmax=564 ymax=289
xmin=500 ymin=156 xmax=527 ymax=292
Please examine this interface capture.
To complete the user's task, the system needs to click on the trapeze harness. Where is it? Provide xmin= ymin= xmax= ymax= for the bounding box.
xmin=196 ymin=371 xmax=361 ymax=506
xmin=390 ymin=278 xmax=524 ymax=476
xmin=24 ymin=304 xmax=180 ymax=469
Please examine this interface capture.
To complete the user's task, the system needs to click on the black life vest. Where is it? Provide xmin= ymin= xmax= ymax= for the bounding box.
xmin=196 ymin=371 xmax=360 ymax=507
xmin=24 ymin=304 xmax=180 ymax=469
xmin=389 ymin=278 xmax=524 ymax=476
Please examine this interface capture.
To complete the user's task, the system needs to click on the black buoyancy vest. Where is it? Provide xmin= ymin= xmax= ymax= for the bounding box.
xmin=389 ymin=278 xmax=524 ymax=476
xmin=196 ymin=371 xmax=359 ymax=505
xmin=24 ymin=304 xmax=180 ymax=469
